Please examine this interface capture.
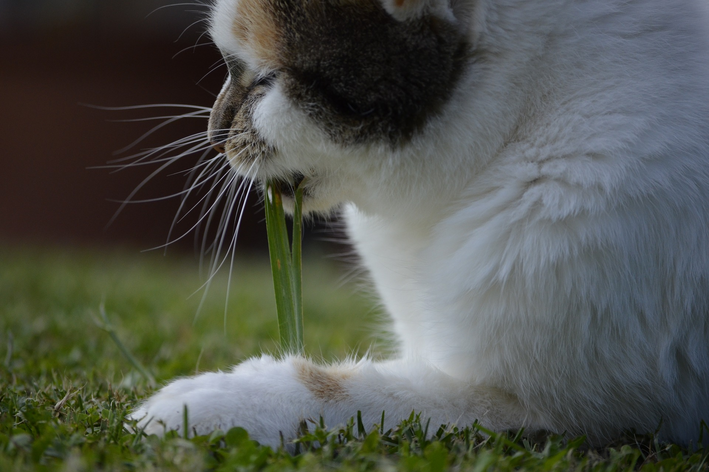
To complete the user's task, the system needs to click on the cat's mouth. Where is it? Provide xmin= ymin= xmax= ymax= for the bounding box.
xmin=268 ymin=172 xmax=308 ymax=200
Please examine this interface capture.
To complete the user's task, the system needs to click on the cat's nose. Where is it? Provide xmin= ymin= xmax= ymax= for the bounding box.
xmin=208 ymin=126 xmax=230 ymax=155
xmin=211 ymin=140 xmax=226 ymax=154
xmin=208 ymin=82 xmax=239 ymax=155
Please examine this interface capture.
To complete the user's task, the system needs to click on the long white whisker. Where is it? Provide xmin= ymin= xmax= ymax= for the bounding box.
xmin=108 ymin=113 xmax=210 ymax=124
xmin=175 ymin=17 xmax=211 ymax=44
xmin=114 ymin=127 xmax=238 ymax=167
xmin=112 ymin=140 xmax=216 ymax=180
xmin=105 ymin=129 xmax=239 ymax=169
xmin=200 ymin=156 xmax=251 ymax=263
xmin=99 ymin=135 xmax=212 ymax=169
xmin=146 ymin=2 xmax=210 ymax=19
xmin=200 ymin=157 xmax=258 ymax=282
xmin=151 ymin=152 xmax=250 ymax=254
xmin=198 ymin=165 xmax=240 ymax=268
xmin=170 ymin=164 xmax=236 ymax=236
xmin=112 ymin=157 xmax=223 ymax=205
xmin=142 ymin=165 xmax=232 ymax=253
xmin=85 ymin=103 xmax=212 ymax=112
xmin=113 ymin=109 xmax=213 ymax=155
xmin=191 ymin=161 xmax=259 ymax=323
xmin=198 ymin=60 xmax=228 ymax=86
xmin=192 ymin=172 xmax=247 ymax=295
xmin=172 ymin=41 xmax=215 ymax=59
xmin=210 ymin=160 xmax=258 ymax=276
xmin=106 ymin=149 xmax=193 ymax=227
xmin=222 ymin=168 xmax=259 ymax=332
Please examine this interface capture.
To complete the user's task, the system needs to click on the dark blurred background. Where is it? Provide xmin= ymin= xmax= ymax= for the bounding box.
xmin=0 ymin=0 xmax=307 ymax=253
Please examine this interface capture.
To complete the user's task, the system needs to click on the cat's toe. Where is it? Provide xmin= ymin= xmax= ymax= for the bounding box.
xmin=126 ymin=357 xmax=313 ymax=447
xmin=128 ymin=373 xmax=239 ymax=437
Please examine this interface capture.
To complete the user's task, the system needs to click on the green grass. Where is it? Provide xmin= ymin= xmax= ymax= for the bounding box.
xmin=264 ymin=182 xmax=305 ymax=355
xmin=1 ymin=246 xmax=708 ymax=470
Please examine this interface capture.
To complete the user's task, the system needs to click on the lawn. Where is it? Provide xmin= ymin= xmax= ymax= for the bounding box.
xmin=1 ymin=245 xmax=707 ymax=470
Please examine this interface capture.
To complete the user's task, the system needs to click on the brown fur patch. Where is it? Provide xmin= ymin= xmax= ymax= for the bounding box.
xmin=295 ymin=359 xmax=352 ymax=402
xmin=232 ymin=0 xmax=281 ymax=69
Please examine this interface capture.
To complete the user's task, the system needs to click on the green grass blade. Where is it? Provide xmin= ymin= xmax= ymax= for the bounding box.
xmin=97 ymin=305 xmax=156 ymax=387
xmin=264 ymin=182 xmax=304 ymax=354
xmin=291 ymin=184 xmax=304 ymax=348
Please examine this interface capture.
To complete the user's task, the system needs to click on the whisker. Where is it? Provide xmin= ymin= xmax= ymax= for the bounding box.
xmin=146 ymin=2 xmax=211 ymax=19
xmin=106 ymin=147 xmax=197 ymax=228
xmin=222 ymin=175 xmax=257 ymax=332
xmin=112 ymin=158 xmax=223 ymax=205
xmin=141 ymin=161 xmax=232 ymax=253
xmin=202 ymin=157 xmax=258 ymax=281
xmin=173 ymin=162 xmax=235 ymax=230
xmin=99 ymin=133 xmax=213 ymax=169
xmin=113 ymin=109 xmax=213 ymax=155
xmin=108 ymin=128 xmax=233 ymax=167
xmin=192 ymin=29 xmax=213 ymax=52
xmin=197 ymin=60 xmax=228 ymax=86
xmin=154 ymin=151 xmax=251 ymax=254
xmin=175 ymin=17 xmax=211 ymax=45
xmin=84 ymin=103 xmax=212 ymax=112
xmin=108 ymin=113 xmax=210 ymax=124
xmin=192 ymin=174 xmax=245 ymax=293
xmin=190 ymin=162 xmax=258 ymax=324
xmin=107 ymin=139 xmax=215 ymax=179
xmin=172 ymin=41 xmax=215 ymax=59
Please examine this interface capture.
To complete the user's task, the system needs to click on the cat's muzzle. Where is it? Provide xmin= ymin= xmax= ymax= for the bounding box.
xmin=208 ymin=73 xmax=276 ymax=167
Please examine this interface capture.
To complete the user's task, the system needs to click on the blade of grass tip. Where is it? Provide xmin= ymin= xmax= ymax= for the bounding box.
xmin=98 ymin=305 xmax=156 ymax=388
xmin=131 ymin=417 xmax=153 ymax=445
xmin=4 ymin=331 xmax=13 ymax=370
xmin=291 ymin=181 xmax=305 ymax=352
xmin=357 ymin=410 xmax=366 ymax=438
xmin=264 ymin=182 xmax=299 ymax=354
xmin=183 ymin=405 xmax=189 ymax=439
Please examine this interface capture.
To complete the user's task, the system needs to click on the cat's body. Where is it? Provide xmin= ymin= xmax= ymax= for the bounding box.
xmin=132 ymin=0 xmax=709 ymax=446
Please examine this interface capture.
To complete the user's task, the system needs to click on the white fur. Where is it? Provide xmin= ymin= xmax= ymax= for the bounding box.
xmin=132 ymin=0 xmax=709 ymax=446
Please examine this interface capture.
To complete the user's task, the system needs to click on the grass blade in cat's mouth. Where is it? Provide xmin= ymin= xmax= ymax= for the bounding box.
xmin=269 ymin=173 xmax=307 ymax=200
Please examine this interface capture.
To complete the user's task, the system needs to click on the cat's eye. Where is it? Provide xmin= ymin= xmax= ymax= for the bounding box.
xmin=252 ymin=72 xmax=276 ymax=89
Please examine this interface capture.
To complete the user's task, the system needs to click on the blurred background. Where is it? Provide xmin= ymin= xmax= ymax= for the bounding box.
xmin=0 ymin=0 xmax=308 ymax=253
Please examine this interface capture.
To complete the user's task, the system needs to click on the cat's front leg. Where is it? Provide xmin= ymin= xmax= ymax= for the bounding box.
xmin=130 ymin=355 xmax=533 ymax=448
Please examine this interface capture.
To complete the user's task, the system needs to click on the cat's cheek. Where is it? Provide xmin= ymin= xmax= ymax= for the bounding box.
xmin=253 ymin=89 xmax=317 ymax=153
xmin=242 ymin=90 xmax=345 ymax=212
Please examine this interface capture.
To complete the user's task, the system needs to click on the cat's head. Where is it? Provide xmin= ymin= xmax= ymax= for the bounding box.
xmin=207 ymin=0 xmax=477 ymax=213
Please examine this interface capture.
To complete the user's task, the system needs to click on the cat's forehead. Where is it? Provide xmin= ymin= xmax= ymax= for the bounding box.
xmin=209 ymin=0 xmax=255 ymax=66
xmin=209 ymin=0 xmax=454 ymax=71
xmin=210 ymin=0 xmax=370 ymax=70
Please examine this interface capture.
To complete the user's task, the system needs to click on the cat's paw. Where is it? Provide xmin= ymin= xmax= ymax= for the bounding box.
xmin=128 ymin=355 xmax=319 ymax=448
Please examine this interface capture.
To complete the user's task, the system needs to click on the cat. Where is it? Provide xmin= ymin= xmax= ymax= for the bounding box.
xmin=130 ymin=0 xmax=709 ymax=448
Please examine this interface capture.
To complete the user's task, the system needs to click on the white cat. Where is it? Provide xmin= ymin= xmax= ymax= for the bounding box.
xmin=131 ymin=0 xmax=709 ymax=447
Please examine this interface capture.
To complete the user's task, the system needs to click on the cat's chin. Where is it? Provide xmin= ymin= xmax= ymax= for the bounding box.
xmin=268 ymin=172 xmax=306 ymax=200
xmin=261 ymin=174 xmax=342 ymax=216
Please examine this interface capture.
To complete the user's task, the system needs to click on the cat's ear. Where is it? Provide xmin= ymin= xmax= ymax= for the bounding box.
xmin=378 ymin=0 xmax=475 ymax=24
